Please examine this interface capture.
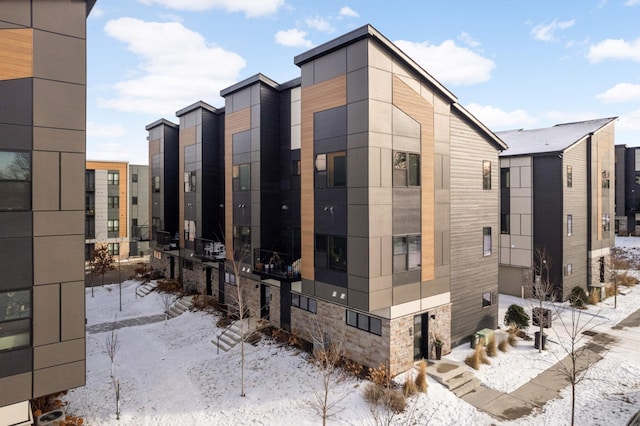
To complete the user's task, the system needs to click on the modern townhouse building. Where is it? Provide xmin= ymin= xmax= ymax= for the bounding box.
xmin=85 ymin=161 xmax=129 ymax=261
xmin=497 ymin=118 xmax=616 ymax=301
xmin=613 ymin=144 xmax=640 ymax=236
xmin=0 ymin=1 xmax=94 ymax=424
xmin=149 ymin=24 xmax=507 ymax=375
xmin=129 ymin=164 xmax=150 ymax=257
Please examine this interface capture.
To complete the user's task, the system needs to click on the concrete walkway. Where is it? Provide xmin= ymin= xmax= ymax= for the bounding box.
xmin=457 ymin=308 xmax=639 ymax=422
xmin=86 ymin=314 xmax=167 ymax=334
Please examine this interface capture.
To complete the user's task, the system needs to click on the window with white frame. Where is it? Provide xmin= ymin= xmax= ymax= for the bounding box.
xmin=107 ymin=219 xmax=119 ymax=232
xmin=107 ymin=171 xmax=119 ymax=185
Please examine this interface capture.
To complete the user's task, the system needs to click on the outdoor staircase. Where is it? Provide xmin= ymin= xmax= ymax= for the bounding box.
xmin=135 ymin=281 xmax=158 ymax=298
xmin=166 ymin=296 xmax=194 ymax=319
xmin=427 ymin=359 xmax=481 ymax=397
xmin=211 ymin=318 xmax=256 ymax=353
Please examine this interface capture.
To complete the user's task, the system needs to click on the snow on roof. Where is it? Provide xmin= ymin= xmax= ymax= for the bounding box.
xmin=498 ymin=117 xmax=617 ymax=157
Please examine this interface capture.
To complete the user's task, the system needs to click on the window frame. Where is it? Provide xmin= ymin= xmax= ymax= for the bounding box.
xmin=132 ymin=173 xmax=138 ymax=183
xmin=0 ymin=150 xmax=32 ymax=211
xmin=393 ymin=234 xmax=421 ymax=273
xmin=233 ymin=164 xmax=250 ymax=191
xmin=345 ymin=310 xmax=382 ymax=336
xmin=291 ymin=293 xmax=317 ymax=314
xmin=602 ymin=213 xmax=610 ymax=232
xmin=107 ymin=171 xmax=119 ymax=185
xmin=132 ymin=196 xmax=138 ymax=205
xmin=567 ymin=214 xmax=573 ymax=236
xmin=393 ymin=150 xmax=421 ymax=187
xmin=107 ymin=219 xmax=119 ymax=232
xmin=0 ymin=289 xmax=32 ymax=351
xmin=501 ymin=214 xmax=510 ymax=234
xmin=482 ymin=160 xmax=491 ymax=190
xmin=108 ymin=196 xmax=119 ymax=209
xmin=315 ymin=151 xmax=346 ymax=188
xmin=483 ymin=227 xmax=492 ymax=257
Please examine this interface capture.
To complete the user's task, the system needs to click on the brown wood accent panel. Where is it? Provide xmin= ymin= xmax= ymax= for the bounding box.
xmin=0 ymin=29 xmax=33 ymax=80
xmin=300 ymin=75 xmax=347 ymax=279
xmin=149 ymin=139 xmax=160 ymax=156
xmin=392 ymin=75 xmax=435 ymax=281
xmin=178 ymin=127 xmax=196 ymax=246
xmin=224 ymin=107 xmax=251 ymax=259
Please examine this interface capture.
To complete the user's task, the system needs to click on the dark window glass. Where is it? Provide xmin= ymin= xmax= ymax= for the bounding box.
xmin=357 ymin=313 xmax=368 ymax=331
xmin=369 ymin=317 xmax=382 ymax=336
xmin=108 ymin=171 xmax=119 ymax=185
xmin=501 ymin=168 xmax=510 ymax=188
xmin=501 ymin=214 xmax=510 ymax=234
xmin=330 ymin=153 xmax=346 ymax=187
xmin=0 ymin=151 xmax=31 ymax=211
xmin=233 ymin=164 xmax=250 ymax=191
xmin=346 ymin=310 xmax=357 ymax=327
xmin=329 ymin=236 xmax=347 ymax=271
xmin=408 ymin=153 xmax=420 ymax=186
xmin=308 ymin=298 xmax=317 ymax=314
xmin=482 ymin=292 xmax=492 ymax=307
xmin=567 ymin=214 xmax=573 ymax=236
xmin=132 ymin=196 xmax=138 ymax=205
xmin=153 ymin=176 xmax=160 ymax=192
xmin=393 ymin=151 xmax=420 ymax=187
xmin=567 ymin=166 xmax=572 ymax=188
xmin=132 ymin=173 xmax=138 ymax=182
xmin=108 ymin=196 xmax=119 ymax=209
xmin=233 ymin=225 xmax=251 ymax=260
xmin=291 ymin=293 xmax=300 ymax=307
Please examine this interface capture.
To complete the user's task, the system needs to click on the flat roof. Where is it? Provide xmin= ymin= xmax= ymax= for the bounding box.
xmin=176 ymin=100 xmax=218 ymax=117
xmin=145 ymin=118 xmax=178 ymax=131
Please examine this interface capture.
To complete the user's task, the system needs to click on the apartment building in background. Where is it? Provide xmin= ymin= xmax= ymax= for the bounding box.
xmin=497 ymin=118 xmax=616 ymax=301
xmin=149 ymin=24 xmax=507 ymax=375
xmin=85 ymin=161 xmax=129 ymax=261
xmin=129 ymin=164 xmax=150 ymax=257
xmin=0 ymin=1 xmax=94 ymax=424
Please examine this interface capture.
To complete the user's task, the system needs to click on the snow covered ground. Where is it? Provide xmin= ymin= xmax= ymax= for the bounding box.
xmin=64 ymin=239 xmax=640 ymax=425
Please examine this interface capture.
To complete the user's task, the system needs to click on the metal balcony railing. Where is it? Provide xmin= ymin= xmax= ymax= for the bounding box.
xmin=253 ymin=248 xmax=301 ymax=280
xmin=194 ymin=237 xmax=226 ymax=261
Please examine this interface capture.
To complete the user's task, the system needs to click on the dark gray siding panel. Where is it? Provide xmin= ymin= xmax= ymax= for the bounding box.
xmin=0 ymin=348 xmax=32 ymax=378
xmin=0 ymin=237 xmax=32 ymax=289
xmin=0 ymin=79 xmax=33 ymax=126
xmin=533 ymin=155 xmax=563 ymax=293
xmin=0 ymin=123 xmax=32 ymax=150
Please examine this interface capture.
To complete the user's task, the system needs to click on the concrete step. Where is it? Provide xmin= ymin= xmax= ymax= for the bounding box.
xmin=166 ymin=296 xmax=193 ymax=319
xmin=428 ymin=360 xmax=469 ymax=384
xmin=211 ymin=318 xmax=254 ymax=353
xmin=452 ymin=377 xmax=482 ymax=398
xmin=444 ymin=370 xmax=476 ymax=390
xmin=135 ymin=281 xmax=158 ymax=298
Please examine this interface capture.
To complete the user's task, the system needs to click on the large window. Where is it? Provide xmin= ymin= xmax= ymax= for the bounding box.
xmin=0 ymin=151 xmax=31 ymax=211
xmin=483 ymin=227 xmax=492 ymax=256
xmin=108 ymin=196 xmax=119 ymax=209
xmin=0 ymin=289 xmax=31 ymax=351
xmin=108 ymin=219 xmax=119 ymax=232
xmin=184 ymin=171 xmax=196 ymax=192
xmin=291 ymin=294 xmax=317 ymax=314
xmin=567 ymin=214 xmax=573 ymax=236
xmin=315 ymin=151 xmax=346 ymax=188
xmin=315 ymin=234 xmax=347 ymax=271
xmin=233 ymin=164 xmax=250 ymax=191
xmin=393 ymin=235 xmax=421 ymax=272
xmin=108 ymin=243 xmax=119 ymax=256
xmin=108 ymin=171 xmax=119 ymax=185
xmin=602 ymin=213 xmax=610 ymax=232
xmin=482 ymin=160 xmax=491 ymax=190
xmin=393 ymin=151 xmax=420 ymax=187
xmin=500 ymin=168 xmax=510 ymax=188
xmin=346 ymin=310 xmax=382 ymax=336
xmin=233 ymin=225 xmax=251 ymax=260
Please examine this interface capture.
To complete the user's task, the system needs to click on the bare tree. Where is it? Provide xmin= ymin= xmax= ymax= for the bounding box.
xmin=112 ymin=377 xmax=121 ymax=420
xmin=104 ymin=319 xmax=120 ymax=378
xmin=609 ymin=247 xmax=629 ymax=309
xmin=530 ymin=247 xmax=558 ymax=353
xmin=308 ymin=318 xmax=349 ymax=425
xmin=552 ymin=301 xmax=604 ymax=426
xmin=92 ymin=243 xmax=115 ymax=287
xmin=160 ymin=293 xmax=176 ymax=321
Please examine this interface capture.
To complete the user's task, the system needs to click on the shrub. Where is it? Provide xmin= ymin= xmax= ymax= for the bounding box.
xmin=156 ymin=279 xmax=181 ymax=293
xmin=618 ymin=272 xmax=639 ymax=287
xmin=504 ymin=304 xmax=530 ymax=330
xmin=465 ymin=345 xmax=483 ymax=370
xmin=498 ymin=338 xmax=509 ymax=352
xmin=191 ymin=295 xmax=220 ymax=311
xmin=402 ymin=377 xmax=418 ymax=397
xmin=339 ymin=356 xmax=364 ymax=378
xmin=134 ymin=263 xmax=151 ymax=279
xmin=364 ymin=384 xmax=406 ymax=413
xmin=367 ymin=362 xmax=390 ymax=387
xmin=414 ymin=360 xmax=427 ymax=392
xmin=486 ymin=334 xmax=497 ymax=357
xmin=570 ymin=286 xmax=589 ymax=308
xmin=605 ymin=284 xmax=617 ymax=298
xmin=364 ymin=382 xmax=385 ymax=404
xmin=589 ymin=288 xmax=600 ymax=305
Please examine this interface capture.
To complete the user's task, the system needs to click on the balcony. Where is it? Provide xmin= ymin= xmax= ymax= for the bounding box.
xmin=131 ymin=225 xmax=150 ymax=241
xmin=253 ymin=248 xmax=301 ymax=281
xmin=194 ymin=237 xmax=226 ymax=262
xmin=154 ymin=230 xmax=176 ymax=250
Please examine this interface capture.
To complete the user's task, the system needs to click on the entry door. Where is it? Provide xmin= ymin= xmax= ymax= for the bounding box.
xmin=260 ymin=285 xmax=271 ymax=320
xmin=413 ymin=313 xmax=429 ymax=360
xmin=205 ymin=267 xmax=212 ymax=296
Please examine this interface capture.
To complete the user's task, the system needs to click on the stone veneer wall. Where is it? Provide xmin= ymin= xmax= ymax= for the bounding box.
xmin=223 ymin=275 xmax=261 ymax=318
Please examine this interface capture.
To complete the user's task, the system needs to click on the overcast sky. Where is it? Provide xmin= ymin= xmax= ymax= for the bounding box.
xmin=86 ymin=0 xmax=640 ymax=164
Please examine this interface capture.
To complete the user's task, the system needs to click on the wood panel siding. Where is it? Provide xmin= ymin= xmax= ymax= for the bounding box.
xmin=300 ymin=75 xmax=347 ymax=279
xmin=224 ymin=107 xmax=251 ymax=259
xmin=449 ymin=112 xmax=500 ymax=345
xmin=392 ymin=75 xmax=435 ymax=282
xmin=0 ymin=29 xmax=33 ymax=80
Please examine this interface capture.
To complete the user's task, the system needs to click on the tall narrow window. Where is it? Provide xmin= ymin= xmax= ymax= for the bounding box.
xmin=132 ymin=173 xmax=138 ymax=182
xmin=602 ymin=170 xmax=610 ymax=189
xmin=567 ymin=214 xmax=573 ymax=236
xmin=393 ymin=235 xmax=421 ymax=272
xmin=500 ymin=168 xmax=510 ymax=188
xmin=107 ymin=219 xmax=119 ymax=232
xmin=108 ymin=196 xmax=119 ymax=209
xmin=0 ymin=151 xmax=31 ymax=211
xmin=602 ymin=213 xmax=610 ymax=232
xmin=483 ymin=227 xmax=492 ymax=256
xmin=233 ymin=225 xmax=251 ymax=260
xmin=315 ymin=152 xmax=346 ymax=188
xmin=184 ymin=171 xmax=196 ymax=192
xmin=108 ymin=243 xmax=120 ymax=256
xmin=393 ymin=151 xmax=420 ymax=187
xmin=482 ymin=160 xmax=491 ymax=190
xmin=132 ymin=196 xmax=138 ymax=205
xmin=233 ymin=164 xmax=250 ymax=191
xmin=153 ymin=176 xmax=160 ymax=192
xmin=567 ymin=165 xmax=572 ymax=188
xmin=501 ymin=214 xmax=510 ymax=234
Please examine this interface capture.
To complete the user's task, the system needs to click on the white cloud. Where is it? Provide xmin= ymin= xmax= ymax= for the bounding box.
xmin=306 ymin=16 xmax=334 ymax=33
xmin=100 ymin=18 xmax=245 ymax=116
xmin=596 ymin=83 xmax=640 ymax=103
xmin=87 ymin=122 xmax=127 ymax=138
xmin=625 ymin=0 xmax=640 ymax=5
xmin=137 ymin=0 xmax=284 ymax=17
xmin=466 ymin=103 xmax=537 ymax=130
xmin=339 ymin=6 xmax=359 ymax=18
xmin=458 ymin=32 xmax=480 ymax=48
xmin=274 ymin=28 xmax=313 ymax=48
xmin=89 ymin=6 xmax=105 ymax=19
xmin=394 ymin=39 xmax=495 ymax=86
xmin=531 ymin=19 xmax=575 ymax=42
xmin=619 ymin=110 xmax=640 ymax=131
xmin=587 ymin=38 xmax=640 ymax=62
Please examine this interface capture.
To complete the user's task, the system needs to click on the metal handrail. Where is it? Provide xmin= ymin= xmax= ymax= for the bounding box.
xmin=217 ymin=320 xmax=236 ymax=355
